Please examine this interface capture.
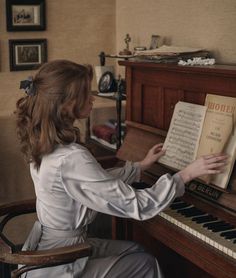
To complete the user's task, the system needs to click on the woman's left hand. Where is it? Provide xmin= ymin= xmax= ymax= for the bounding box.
xmin=139 ymin=143 xmax=165 ymax=171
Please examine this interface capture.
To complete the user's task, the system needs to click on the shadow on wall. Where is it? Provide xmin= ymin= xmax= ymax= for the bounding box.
xmin=0 ymin=114 xmax=35 ymax=204
xmin=0 ymin=114 xmax=37 ymax=246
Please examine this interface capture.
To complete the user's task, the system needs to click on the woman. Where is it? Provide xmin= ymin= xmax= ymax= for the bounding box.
xmin=16 ymin=60 xmax=227 ymax=277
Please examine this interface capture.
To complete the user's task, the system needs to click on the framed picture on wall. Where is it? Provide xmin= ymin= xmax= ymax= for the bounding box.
xmin=9 ymin=39 xmax=47 ymax=71
xmin=6 ymin=0 xmax=46 ymax=31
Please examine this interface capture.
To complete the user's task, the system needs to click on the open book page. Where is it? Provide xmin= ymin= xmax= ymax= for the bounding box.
xmin=201 ymin=94 xmax=236 ymax=189
xmin=159 ymin=102 xmax=207 ymax=171
xmin=196 ymin=110 xmax=233 ymax=184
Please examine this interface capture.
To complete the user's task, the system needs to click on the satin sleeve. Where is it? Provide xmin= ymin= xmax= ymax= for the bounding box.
xmin=61 ymin=148 xmax=185 ymax=221
xmin=106 ymin=161 xmax=141 ymax=184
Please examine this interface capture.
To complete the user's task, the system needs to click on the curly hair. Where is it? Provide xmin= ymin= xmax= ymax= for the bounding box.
xmin=15 ymin=60 xmax=93 ymax=169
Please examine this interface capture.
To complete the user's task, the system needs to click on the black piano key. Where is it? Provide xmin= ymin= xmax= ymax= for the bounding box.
xmin=225 ymin=235 xmax=236 ymax=240
xmin=233 ymin=239 xmax=236 ymax=244
xmin=183 ymin=212 xmax=205 ymax=218
xmin=177 ymin=207 xmax=199 ymax=214
xmin=170 ymin=202 xmax=190 ymax=210
xmin=178 ymin=207 xmax=205 ymax=217
xmin=203 ymin=220 xmax=226 ymax=229
xmin=211 ymin=224 xmax=234 ymax=232
xmin=169 ymin=200 xmax=235 ymax=241
xmin=220 ymin=230 xmax=236 ymax=239
xmin=185 ymin=212 xmax=206 ymax=218
xmin=192 ymin=215 xmax=218 ymax=224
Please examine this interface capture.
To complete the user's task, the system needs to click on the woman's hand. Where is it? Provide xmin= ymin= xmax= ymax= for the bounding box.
xmin=178 ymin=153 xmax=228 ymax=183
xmin=139 ymin=143 xmax=165 ymax=171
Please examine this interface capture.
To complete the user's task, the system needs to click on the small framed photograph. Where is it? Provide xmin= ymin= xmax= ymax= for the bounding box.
xmin=6 ymin=0 xmax=46 ymax=31
xmin=149 ymin=35 xmax=161 ymax=49
xmin=9 ymin=39 xmax=47 ymax=71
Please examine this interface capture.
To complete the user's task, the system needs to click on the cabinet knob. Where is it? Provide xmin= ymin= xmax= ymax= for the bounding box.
xmin=170 ymin=104 xmax=174 ymax=110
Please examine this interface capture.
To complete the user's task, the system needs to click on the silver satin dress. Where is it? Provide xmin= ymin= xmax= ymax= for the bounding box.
xmin=22 ymin=143 xmax=185 ymax=277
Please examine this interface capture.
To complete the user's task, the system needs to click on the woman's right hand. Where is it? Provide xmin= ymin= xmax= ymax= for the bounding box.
xmin=178 ymin=153 xmax=229 ymax=184
xmin=139 ymin=143 xmax=165 ymax=171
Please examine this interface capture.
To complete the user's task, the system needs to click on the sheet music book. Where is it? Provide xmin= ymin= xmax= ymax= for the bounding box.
xmin=159 ymin=94 xmax=236 ymax=189
xmin=134 ymin=45 xmax=205 ymax=56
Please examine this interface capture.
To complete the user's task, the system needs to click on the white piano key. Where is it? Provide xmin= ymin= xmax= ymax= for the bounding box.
xmin=159 ymin=208 xmax=236 ymax=260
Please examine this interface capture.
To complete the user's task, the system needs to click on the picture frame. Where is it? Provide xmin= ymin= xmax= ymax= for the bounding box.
xmin=149 ymin=35 xmax=161 ymax=49
xmin=6 ymin=0 xmax=46 ymax=31
xmin=9 ymin=39 xmax=47 ymax=71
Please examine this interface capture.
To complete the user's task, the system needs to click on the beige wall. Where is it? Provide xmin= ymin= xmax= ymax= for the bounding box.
xmin=2 ymin=0 xmax=236 ymax=114
xmin=0 ymin=0 xmax=116 ymax=115
xmin=116 ymin=0 xmax=236 ymax=75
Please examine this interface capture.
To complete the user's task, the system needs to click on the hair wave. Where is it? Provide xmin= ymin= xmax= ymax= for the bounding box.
xmin=15 ymin=60 xmax=93 ymax=169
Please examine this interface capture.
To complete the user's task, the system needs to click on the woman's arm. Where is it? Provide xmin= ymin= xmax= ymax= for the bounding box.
xmin=178 ymin=153 xmax=228 ymax=183
xmin=138 ymin=144 xmax=228 ymax=183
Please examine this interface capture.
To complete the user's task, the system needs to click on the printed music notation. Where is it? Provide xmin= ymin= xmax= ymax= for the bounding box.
xmin=159 ymin=102 xmax=207 ymax=170
xmin=159 ymin=95 xmax=236 ymax=189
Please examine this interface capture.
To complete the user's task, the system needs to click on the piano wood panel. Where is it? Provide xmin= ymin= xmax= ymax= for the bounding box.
xmin=116 ymin=121 xmax=166 ymax=162
xmin=129 ymin=223 xmax=214 ymax=278
xmin=142 ymin=85 xmax=163 ymax=128
xmin=184 ymin=90 xmax=206 ymax=105
xmin=130 ymin=81 xmax=142 ymax=123
xmin=128 ymin=217 xmax=235 ymax=278
xmin=163 ymin=88 xmax=184 ymax=129
xmin=116 ymin=61 xmax=236 ymax=278
xmin=122 ymin=62 xmax=236 ymax=130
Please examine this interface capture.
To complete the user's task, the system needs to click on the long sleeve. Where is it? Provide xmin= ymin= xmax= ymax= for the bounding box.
xmin=106 ymin=161 xmax=141 ymax=184
xmin=61 ymin=148 xmax=185 ymax=221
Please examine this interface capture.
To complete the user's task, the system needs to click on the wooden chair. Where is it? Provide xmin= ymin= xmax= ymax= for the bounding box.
xmin=0 ymin=199 xmax=92 ymax=278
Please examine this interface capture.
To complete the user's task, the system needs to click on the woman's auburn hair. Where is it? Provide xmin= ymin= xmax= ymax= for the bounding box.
xmin=15 ymin=59 xmax=93 ymax=169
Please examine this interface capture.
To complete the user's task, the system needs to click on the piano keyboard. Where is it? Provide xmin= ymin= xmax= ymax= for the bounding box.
xmin=159 ymin=199 xmax=236 ymax=260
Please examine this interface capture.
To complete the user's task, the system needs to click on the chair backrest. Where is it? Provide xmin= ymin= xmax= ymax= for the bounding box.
xmin=0 ymin=199 xmax=92 ymax=278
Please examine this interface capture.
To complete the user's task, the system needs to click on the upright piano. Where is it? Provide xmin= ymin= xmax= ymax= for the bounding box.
xmin=113 ymin=61 xmax=236 ymax=278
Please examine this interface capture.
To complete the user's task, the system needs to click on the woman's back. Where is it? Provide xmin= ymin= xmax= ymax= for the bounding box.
xmin=31 ymin=143 xmax=97 ymax=232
